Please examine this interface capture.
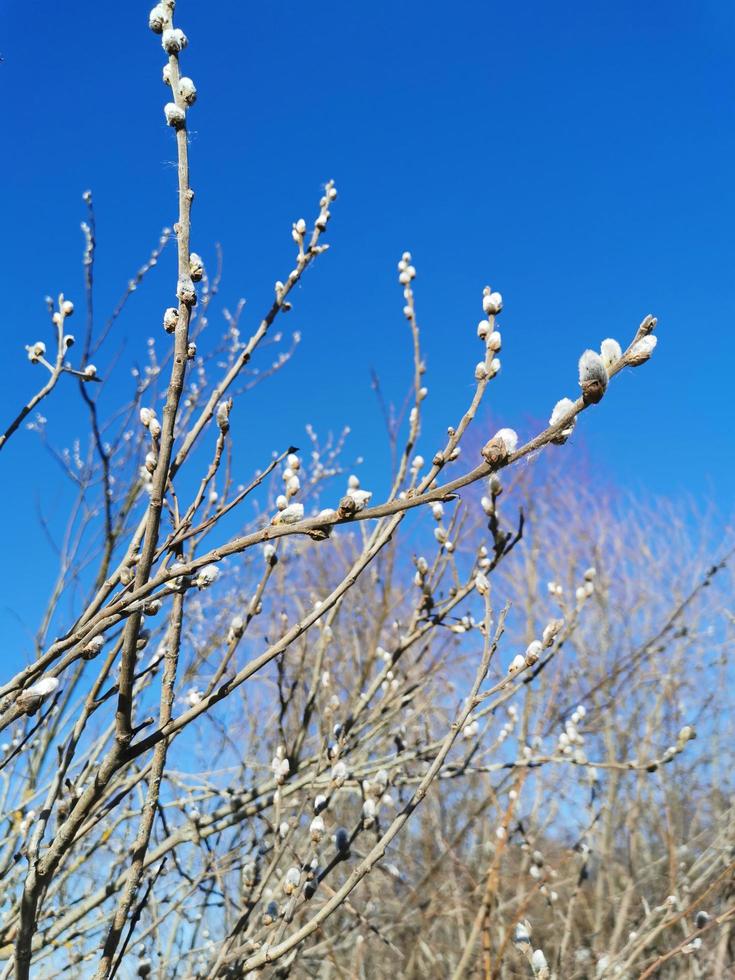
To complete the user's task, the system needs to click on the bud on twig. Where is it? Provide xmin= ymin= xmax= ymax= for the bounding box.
xmin=628 ymin=335 xmax=657 ymax=366
xmin=162 ymin=28 xmax=187 ymax=54
xmin=578 ymin=350 xmax=608 ymax=404
xmin=164 ymin=103 xmax=186 ymax=129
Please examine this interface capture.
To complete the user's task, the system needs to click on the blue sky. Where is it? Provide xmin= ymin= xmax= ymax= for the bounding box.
xmin=1 ymin=0 xmax=733 ymax=654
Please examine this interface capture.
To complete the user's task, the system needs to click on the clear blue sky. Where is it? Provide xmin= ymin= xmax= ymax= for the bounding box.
xmin=1 ymin=1 xmax=733 ymax=654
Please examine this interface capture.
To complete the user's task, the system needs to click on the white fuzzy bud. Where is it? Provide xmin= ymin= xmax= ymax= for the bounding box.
xmin=271 ymin=755 xmax=290 ymax=784
xmin=628 ymin=334 xmax=658 ymax=365
xmin=475 ymin=572 xmax=490 ymax=595
xmin=549 ymin=397 xmax=575 ymax=428
xmin=165 ymin=562 xmax=188 ymax=592
xmin=148 ymin=4 xmax=166 ymax=33
xmin=276 ymin=502 xmax=304 ymax=524
xmin=83 ymin=635 xmax=105 ymax=659
xmin=177 ymin=277 xmax=197 ymax=305
xmin=310 ymin=815 xmax=325 ymax=842
xmin=349 ymin=489 xmax=372 ymax=510
xmin=578 ymin=349 xmax=608 ymax=402
xmin=178 ymin=77 xmax=197 ymax=106
xmin=508 ymin=654 xmax=526 ymax=675
xmin=362 ymin=798 xmax=377 ymax=825
xmin=194 ymin=564 xmax=220 ymax=589
xmin=189 ymin=253 xmax=204 ymax=282
xmin=542 ymin=619 xmax=564 ymax=646
xmin=600 ymin=337 xmax=622 ymax=371
xmin=164 ymin=102 xmax=186 ymax=129
xmin=162 ymin=28 xmax=187 ymax=54
xmin=27 ymin=341 xmax=46 ymax=363
xmin=525 ymin=640 xmax=543 ymax=665
xmin=163 ymin=307 xmax=179 ymax=333
xmin=463 ymin=719 xmax=480 ymax=739
xmin=531 ymin=949 xmax=548 ymax=974
xmin=331 ymin=760 xmax=348 ymax=786
xmin=215 ymin=401 xmax=230 ymax=431
xmin=25 ymin=677 xmax=60 ymax=699
xmin=482 ymin=290 xmax=503 ymax=315
xmin=494 ymin=428 xmax=518 ymax=453
xmin=475 ymin=361 xmax=489 ymax=381
xmin=431 ymin=502 xmax=444 ymax=520
xmin=283 ymin=867 xmax=300 ymax=895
